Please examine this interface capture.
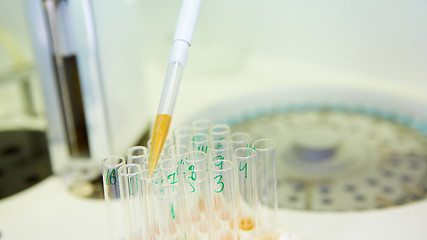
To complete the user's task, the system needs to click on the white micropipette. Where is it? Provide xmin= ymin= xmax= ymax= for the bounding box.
xmin=148 ymin=0 xmax=202 ymax=176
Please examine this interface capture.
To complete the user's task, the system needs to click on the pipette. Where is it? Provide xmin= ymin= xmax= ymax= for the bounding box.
xmin=148 ymin=0 xmax=202 ymax=176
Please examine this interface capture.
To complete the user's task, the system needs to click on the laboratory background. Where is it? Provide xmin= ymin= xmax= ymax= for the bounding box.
xmin=1 ymin=0 xmax=427 ymax=239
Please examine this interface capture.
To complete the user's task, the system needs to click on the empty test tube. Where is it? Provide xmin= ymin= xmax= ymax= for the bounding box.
xmin=208 ymin=140 xmax=232 ymax=163
xmin=166 ymin=144 xmax=188 ymax=163
xmin=189 ymin=133 xmax=209 ymax=153
xmin=183 ymin=150 xmax=208 ymax=174
xmin=101 ymin=155 xmax=125 ymax=240
xmin=118 ymin=164 xmax=144 ymax=240
xmin=174 ymin=126 xmax=193 ymax=146
xmin=185 ymin=170 xmax=214 ymax=239
xmin=158 ymin=159 xmax=181 ymax=186
xmin=126 ymin=146 xmax=149 ymax=168
xmin=192 ymin=119 xmax=211 ymax=134
xmin=139 ymin=170 xmax=162 ymax=239
xmin=233 ymin=148 xmax=258 ymax=234
xmin=210 ymin=159 xmax=238 ymax=240
xmin=209 ymin=124 xmax=231 ymax=142
xmin=230 ymin=132 xmax=251 ymax=152
xmin=253 ymin=139 xmax=278 ymax=211
xmin=155 ymin=184 xmax=187 ymax=239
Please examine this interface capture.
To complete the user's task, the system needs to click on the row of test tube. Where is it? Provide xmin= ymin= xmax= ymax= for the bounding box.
xmin=101 ymin=120 xmax=280 ymax=240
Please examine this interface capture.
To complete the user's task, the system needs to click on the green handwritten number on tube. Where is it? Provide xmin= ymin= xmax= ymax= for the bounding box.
xmin=128 ymin=178 xmax=133 ymax=195
xmin=239 ymin=161 xmax=248 ymax=178
xmin=105 ymin=169 xmax=110 ymax=185
xmin=171 ymin=203 xmax=175 ymax=219
xmin=214 ymin=156 xmax=224 ymax=170
xmin=214 ymin=175 xmax=224 ymax=193
xmin=167 ymin=172 xmax=178 ymax=185
xmin=108 ymin=169 xmax=117 ymax=185
xmin=188 ymin=182 xmax=196 ymax=193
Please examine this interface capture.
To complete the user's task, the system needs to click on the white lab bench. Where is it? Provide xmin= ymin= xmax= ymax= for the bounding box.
xmin=1 ymin=176 xmax=427 ymax=240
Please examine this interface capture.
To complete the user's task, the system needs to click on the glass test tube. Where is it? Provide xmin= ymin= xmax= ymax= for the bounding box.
xmin=233 ymin=148 xmax=258 ymax=234
xmin=189 ymin=133 xmax=209 ymax=153
xmin=209 ymin=124 xmax=231 ymax=142
xmin=155 ymin=184 xmax=187 ymax=240
xmin=210 ymin=160 xmax=238 ymax=240
xmin=166 ymin=144 xmax=188 ymax=190
xmin=118 ymin=164 xmax=144 ymax=240
xmin=253 ymin=139 xmax=279 ymax=239
xmin=158 ymin=159 xmax=181 ymax=186
xmin=253 ymin=139 xmax=278 ymax=210
xmin=126 ymin=146 xmax=149 ymax=168
xmin=208 ymin=140 xmax=232 ymax=163
xmin=167 ymin=144 xmax=188 ymax=162
xmin=101 ymin=155 xmax=125 ymax=240
xmin=185 ymin=170 xmax=214 ymax=239
xmin=139 ymin=170 xmax=162 ymax=239
xmin=183 ymin=150 xmax=208 ymax=173
xmin=191 ymin=119 xmax=211 ymax=134
xmin=174 ymin=126 xmax=193 ymax=146
xmin=230 ymin=132 xmax=251 ymax=152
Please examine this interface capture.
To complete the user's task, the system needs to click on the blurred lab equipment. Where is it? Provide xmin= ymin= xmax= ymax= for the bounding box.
xmin=0 ymin=0 xmax=51 ymax=198
xmin=23 ymin=0 xmax=150 ymax=185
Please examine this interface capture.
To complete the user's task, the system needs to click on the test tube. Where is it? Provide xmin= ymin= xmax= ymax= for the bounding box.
xmin=166 ymin=144 xmax=188 ymax=162
xmin=126 ymin=146 xmax=149 ymax=168
xmin=166 ymin=144 xmax=188 ymax=190
xmin=208 ymin=140 xmax=232 ymax=163
xmin=118 ymin=164 xmax=144 ymax=240
xmin=101 ymin=155 xmax=125 ymax=240
xmin=158 ymin=159 xmax=181 ymax=186
xmin=155 ymin=184 xmax=187 ymax=239
xmin=189 ymin=133 xmax=209 ymax=153
xmin=230 ymin=132 xmax=251 ymax=152
xmin=252 ymin=139 xmax=279 ymax=239
xmin=139 ymin=170 xmax=162 ymax=240
xmin=209 ymin=124 xmax=231 ymax=142
xmin=253 ymin=139 xmax=278 ymax=211
xmin=210 ymin=159 xmax=238 ymax=240
xmin=185 ymin=170 xmax=214 ymax=239
xmin=174 ymin=126 xmax=193 ymax=146
xmin=233 ymin=148 xmax=258 ymax=235
xmin=183 ymin=150 xmax=208 ymax=173
xmin=192 ymin=119 xmax=211 ymax=134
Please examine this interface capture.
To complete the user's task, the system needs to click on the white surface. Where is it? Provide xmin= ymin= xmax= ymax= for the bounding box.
xmin=1 ymin=176 xmax=427 ymax=240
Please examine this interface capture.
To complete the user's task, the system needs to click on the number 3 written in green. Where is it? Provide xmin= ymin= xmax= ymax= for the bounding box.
xmin=214 ymin=175 xmax=224 ymax=193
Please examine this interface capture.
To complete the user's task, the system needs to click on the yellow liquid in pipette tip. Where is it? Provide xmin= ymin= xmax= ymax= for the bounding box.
xmin=148 ymin=114 xmax=172 ymax=177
